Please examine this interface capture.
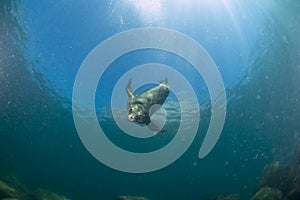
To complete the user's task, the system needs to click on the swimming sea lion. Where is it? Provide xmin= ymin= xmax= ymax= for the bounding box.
xmin=126 ymin=78 xmax=170 ymax=132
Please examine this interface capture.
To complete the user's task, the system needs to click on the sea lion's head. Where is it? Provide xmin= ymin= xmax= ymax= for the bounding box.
xmin=127 ymin=105 xmax=147 ymax=124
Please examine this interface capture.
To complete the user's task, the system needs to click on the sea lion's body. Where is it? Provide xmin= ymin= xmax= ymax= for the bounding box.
xmin=126 ymin=79 xmax=170 ymax=130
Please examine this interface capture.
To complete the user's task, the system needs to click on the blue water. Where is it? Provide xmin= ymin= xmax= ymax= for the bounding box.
xmin=1 ymin=0 xmax=300 ymax=199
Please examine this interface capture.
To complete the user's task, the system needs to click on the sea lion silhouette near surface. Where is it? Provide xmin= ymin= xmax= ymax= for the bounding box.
xmin=126 ymin=79 xmax=170 ymax=132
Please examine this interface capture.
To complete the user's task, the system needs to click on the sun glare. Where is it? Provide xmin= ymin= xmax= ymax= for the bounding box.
xmin=126 ymin=0 xmax=165 ymax=24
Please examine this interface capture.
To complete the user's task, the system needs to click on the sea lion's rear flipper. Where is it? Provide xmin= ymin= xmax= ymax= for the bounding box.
xmin=126 ymin=78 xmax=134 ymax=98
xmin=159 ymin=78 xmax=169 ymax=89
xmin=159 ymin=78 xmax=168 ymax=84
xmin=147 ymin=121 xmax=167 ymax=133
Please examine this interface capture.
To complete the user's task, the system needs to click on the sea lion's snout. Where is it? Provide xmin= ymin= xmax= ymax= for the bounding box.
xmin=128 ymin=114 xmax=135 ymax=122
xmin=128 ymin=108 xmax=137 ymax=122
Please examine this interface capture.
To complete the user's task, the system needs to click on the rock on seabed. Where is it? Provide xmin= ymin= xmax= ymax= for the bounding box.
xmin=251 ymin=187 xmax=282 ymax=200
xmin=0 ymin=178 xmax=70 ymax=200
xmin=116 ymin=195 xmax=149 ymax=200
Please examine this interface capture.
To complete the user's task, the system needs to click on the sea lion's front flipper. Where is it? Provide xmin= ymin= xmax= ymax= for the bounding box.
xmin=126 ymin=78 xmax=134 ymax=98
xmin=147 ymin=121 xmax=167 ymax=133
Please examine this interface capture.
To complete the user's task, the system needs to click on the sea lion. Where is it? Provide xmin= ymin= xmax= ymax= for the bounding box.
xmin=126 ymin=78 xmax=170 ymax=132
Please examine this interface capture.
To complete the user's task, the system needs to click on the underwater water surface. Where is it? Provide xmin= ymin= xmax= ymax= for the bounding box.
xmin=1 ymin=0 xmax=300 ymax=200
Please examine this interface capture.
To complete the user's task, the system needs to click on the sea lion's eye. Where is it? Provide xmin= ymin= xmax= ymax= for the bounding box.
xmin=138 ymin=114 xmax=143 ymax=119
xmin=128 ymin=108 xmax=133 ymax=113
